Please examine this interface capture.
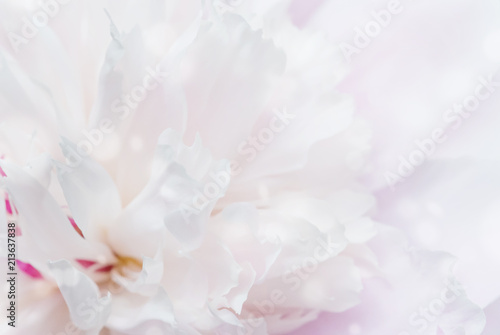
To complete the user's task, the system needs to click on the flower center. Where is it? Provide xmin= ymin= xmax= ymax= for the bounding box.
xmin=114 ymin=255 xmax=143 ymax=277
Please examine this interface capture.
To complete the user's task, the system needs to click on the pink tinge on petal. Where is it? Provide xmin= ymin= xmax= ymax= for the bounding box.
xmin=95 ymin=265 xmax=114 ymax=273
xmin=17 ymin=260 xmax=43 ymax=279
xmin=4 ymin=193 xmax=19 ymax=216
xmin=76 ymin=259 xmax=97 ymax=269
xmin=0 ymin=166 xmax=6 ymax=178
xmin=5 ymin=197 xmax=13 ymax=215
xmin=4 ymin=193 xmax=21 ymax=235
xmin=68 ymin=216 xmax=85 ymax=238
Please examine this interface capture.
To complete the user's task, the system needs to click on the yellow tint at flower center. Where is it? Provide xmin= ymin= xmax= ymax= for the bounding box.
xmin=114 ymin=254 xmax=143 ymax=277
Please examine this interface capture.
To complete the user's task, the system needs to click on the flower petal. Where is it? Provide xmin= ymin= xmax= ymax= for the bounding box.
xmin=0 ymin=160 xmax=113 ymax=264
xmin=56 ymin=138 xmax=122 ymax=240
xmin=48 ymin=259 xmax=112 ymax=332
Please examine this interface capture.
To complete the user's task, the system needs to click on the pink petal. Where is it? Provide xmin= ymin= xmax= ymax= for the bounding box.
xmin=68 ymin=216 xmax=85 ymax=239
xmin=17 ymin=260 xmax=43 ymax=279
xmin=76 ymin=259 xmax=97 ymax=269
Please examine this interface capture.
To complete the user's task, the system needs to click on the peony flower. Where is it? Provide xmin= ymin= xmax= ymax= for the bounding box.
xmin=0 ymin=0 xmax=488 ymax=334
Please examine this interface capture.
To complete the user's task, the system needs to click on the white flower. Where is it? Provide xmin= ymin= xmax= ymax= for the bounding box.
xmin=0 ymin=1 xmax=486 ymax=334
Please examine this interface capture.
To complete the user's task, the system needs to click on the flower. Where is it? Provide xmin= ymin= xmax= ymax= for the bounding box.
xmin=0 ymin=0 xmax=487 ymax=334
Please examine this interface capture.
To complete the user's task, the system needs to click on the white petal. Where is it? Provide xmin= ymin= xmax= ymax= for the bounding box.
xmin=106 ymin=289 xmax=176 ymax=332
xmin=48 ymin=259 xmax=112 ymax=332
xmin=108 ymin=129 xmax=229 ymax=258
xmin=56 ymin=138 xmax=122 ymax=240
xmin=0 ymin=160 xmax=113 ymax=262
xmin=181 ymin=14 xmax=286 ymax=159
